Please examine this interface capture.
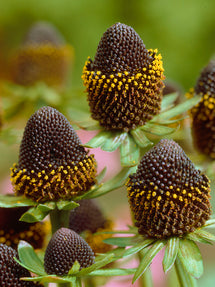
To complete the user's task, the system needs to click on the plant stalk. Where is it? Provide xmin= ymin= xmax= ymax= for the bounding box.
xmin=50 ymin=207 xmax=70 ymax=234
xmin=138 ymin=249 xmax=153 ymax=287
xmin=174 ymin=257 xmax=197 ymax=287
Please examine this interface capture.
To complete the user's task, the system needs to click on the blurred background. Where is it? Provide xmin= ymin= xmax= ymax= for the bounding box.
xmin=0 ymin=0 xmax=215 ymax=286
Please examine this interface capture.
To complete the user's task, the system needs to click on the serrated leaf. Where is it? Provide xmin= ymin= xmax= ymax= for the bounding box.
xmin=76 ymin=253 xmax=114 ymax=276
xmin=161 ymin=92 xmax=179 ymax=111
xmin=178 ymin=238 xmax=203 ymax=278
xmin=131 ymin=128 xmax=153 ymax=148
xmin=85 ymin=130 xmax=111 ymax=148
xmin=88 ymin=166 xmax=136 ymax=199
xmin=0 ymin=195 xmax=36 ymax=208
xmin=141 ymin=122 xmax=176 ymax=136
xmin=154 ymin=96 xmax=201 ymax=122
xmin=68 ymin=261 xmax=81 ymax=275
xmin=120 ymin=133 xmax=140 ymax=166
xmin=103 ymin=236 xmax=141 ymax=247
xmin=193 ymin=229 xmax=215 ymax=243
xmin=123 ymin=238 xmax=155 ymax=258
xmin=101 ymin=132 xmax=127 ymax=152
xmin=56 ymin=200 xmax=79 ymax=210
xmin=163 ymin=237 xmax=179 ymax=273
xmin=132 ymin=240 xmax=165 ymax=283
xmin=175 ymin=257 xmax=198 ymax=287
xmin=88 ymin=268 xmax=136 ymax=276
xmin=17 ymin=241 xmax=46 ymax=276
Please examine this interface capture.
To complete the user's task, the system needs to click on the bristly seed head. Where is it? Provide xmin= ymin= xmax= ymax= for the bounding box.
xmin=127 ymin=139 xmax=211 ymax=239
xmin=44 ymin=227 xmax=95 ymax=276
xmin=10 ymin=106 xmax=97 ymax=202
xmin=190 ymin=60 xmax=215 ymax=158
xmin=0 ymin=243 xmax=41 ymax=286
xmin=82 ymin=22 xmax=165 ymax=132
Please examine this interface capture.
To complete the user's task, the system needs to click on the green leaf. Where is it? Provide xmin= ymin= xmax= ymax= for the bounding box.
xmin=186 ymin=232 xmax=211 ymax=245
xmin=132 ymin=240 xmax=165 ymax=283
xmin=96 ymin=167 xmax=107 ymax=183
xmin=0 ymin=195 xmax=36 ymax=208
xmin=20 ymin=203 xmax=55 ymax=223
xmin=88 ymin=268 xmax=136 ymax=276
xmin=56 ymin=200 xmax=79 ymax=211
xmin=131 ymin=128 xmax=153 ymax=148
xmin=203 ymin=217 xmax=215 ymax=228
xmin=140 ymin=122 xmax=176 ymax=136
xmin=123 ymin=238 xmax=155 ymax=258
xmin=101 ymin=132 xmax=127 ymax=152
xmin=76 ymin=253 xmax=114 ymax=276
xmin=87 ymin=166 xmax=137 ymax=199
xmin=154 ymin=95 xmax=201 ymax=122
xmin=163 ymin=237 xmax=179 ymax=273
xmin=103 ymin=236 xmax=141 ymax=247
xmin=120 ymin=133 xmax=140 ymax=166
xmin=193 ymin=229 xmax=215 ymax=243
xmin=17 ymin=241 xmax=46 ymax=276
xmin=175 ymin=257 xmax=198 ymax=287
xmin=161 ymin=92 xmax=179 ymax=111
xmin=178 ymin=238 xmax=203 ymax=278
xmin=22 ymin=275 xmax=77 ymax=284
xmin=68 ymin=261 xmax=81 ymax=275
xmin=85 ymin=130 xmax=111 ymax=148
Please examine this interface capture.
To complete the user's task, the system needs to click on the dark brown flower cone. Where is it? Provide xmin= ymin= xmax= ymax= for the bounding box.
xmin=44 ymin=227 xmax=95 ymax=276
xmin=10 ymin=106 xmax=97 ymax=202
xmin=127 ymin=139 xmax=211 ymax=238
xmin=82 ymin=22 xmax=164 ymax=132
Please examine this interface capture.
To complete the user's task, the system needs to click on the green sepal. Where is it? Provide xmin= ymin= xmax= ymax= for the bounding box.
xmin=20 ymin=202 xmax=55 ymax=223
xmin=103 ymin=236 xmax=142 ymax=247
xmin=17 ymin=241 xmax=46 ymax=276
xmin=76 ymin=253 xmax=115 ymax=276
xmin=132 ymin=240 xmax=165 ymax=283
xmin=96 ymin=167 xmax=107 ymax=183
xmin=87 ymin=268 xmax=136 ymax=277
xmin=85 ymin=130 xmax=110 ymax=148
xmin=153 ymin=95 xmax=201 ymax=123
xmin=131 ymin=127 xmax=153 ymax=148
xmin=69 ymin=107 xmax=101 ymax=130
xmin=22 ymin=275 xmax=77 ymax=284
xmin=56 ymin=200 xmax=79 ymax=211
xmin=178 ymin=238 xmax=203 ymax=278
xmin=120 ymin=133 xmax=140 ymax=166
xmin=163 ymin=237 xmax=179 ymax=273
xmin=192 ymin=229 xmax=215 ymax=243
xmin=122 ymin=238 xmax=155 ymax=258
xmin=140 ymin=122 xmax=177 ymax=136
xmin=175 ymin=257 xmax=198 ymax=287
xmin=161 ymin=92 xmax=179 ymax=111
xmin=68 ymin=261 xmax=81 ymax=275
xmin=203 ymin=217 xmax=215 ymax=228
xmin=0 ymin=194 xmax=36 ymax=208
xmin=186 ymin=232 xmax=211 ymax=245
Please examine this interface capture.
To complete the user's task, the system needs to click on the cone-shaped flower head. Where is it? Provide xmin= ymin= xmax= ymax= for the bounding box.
xmin=69 ymin=199 xmax=113 ymax=253
xmin=0 ymin=206 xmax=48 ymax=249
xmin=0 ymin=243 xmax=40 ymax=286
xmin=10 ymin=106 xmax=97 ymax=202
xmin=11 ymin=21 xmax=72 ymax=87
xmin=127 ymin=139 xmax=211 ymax=238
xmin=44 ymin=227 xmax=95 ymax=275
xmin=190 ymin=60 xmax=215 ymax=158
xmin=82 ymin=22 xmax=165 ymax=131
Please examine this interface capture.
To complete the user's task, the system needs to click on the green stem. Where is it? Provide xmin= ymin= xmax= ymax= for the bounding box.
xmin=50 ymin=208 xmax=70 ymax=234
xmin=138 ymin=249 xmax=153 ymax=287
xmin=175 ymin=257 xmax=197 ymax=287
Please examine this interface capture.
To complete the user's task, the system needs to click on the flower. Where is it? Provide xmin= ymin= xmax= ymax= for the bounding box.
xmin=69 ymin=199 xmax=113 ymax=253
xmin=11 ymin=21 xmax=73 ymax=87
xmin=0 ymin=243 xmax=41 ymax=286
xmin=127 ymin=139 xmax=211 ymax=238
xmin=0 ymin=206 xmax=48 ymax=249
xmin=82 ymin=22 xmax=164 ymax=132
xmin=10 ymin=106 xmax=97 ymax=202
xmin=189 ymin=60 xmax=215 ymax=158
xmin=44 ymin=227 xmax=95 ymax=275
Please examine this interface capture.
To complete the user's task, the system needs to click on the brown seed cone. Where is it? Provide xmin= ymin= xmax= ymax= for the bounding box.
xmin=127 ymin=139 xmax=211 ymax=239
xmin=82 ymin=22 xmax=164 ymax=132
xmin=44 ymin=227 xmax=95 ymax=276
xmin=190 ymin=60 xmax=215 ymax=158
xmin=0 ymin=206 xmax=48 ymax=249
xmin=11 ymin=22 xmax=72 ymax=87
xmin=10 ymin=106 xmax=97 ymax=202
xmin=0 ymin=243 xmax=42 ymax=286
